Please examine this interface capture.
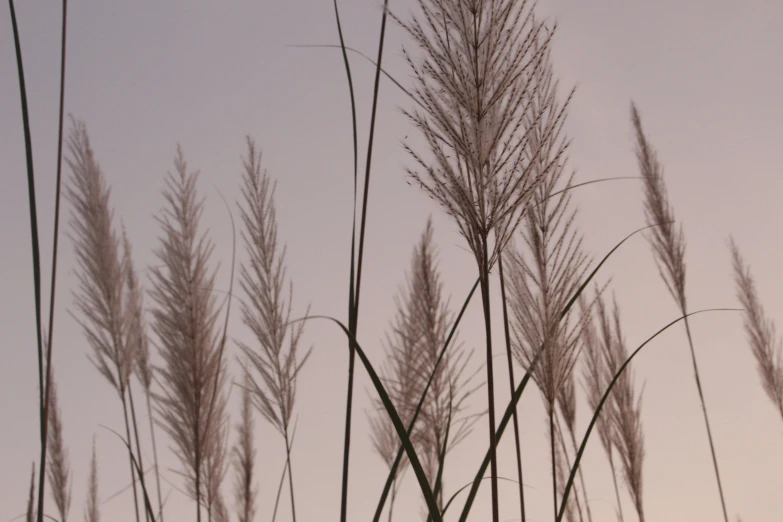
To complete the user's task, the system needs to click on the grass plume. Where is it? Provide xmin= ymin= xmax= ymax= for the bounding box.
xmin=632 ymin=102 xmax=728 ymax=522
xmin=64 ymin=118 xmax=141 ymax=522
xmin=729 ymin=238 xmax=783 ymax=421
xmin=236 ymin=137 xmax=310 ymax=522
xmin=602 ymin=296 xmax=645 ymax=522
xmin=396 ymin=3 xmax=571 ymax=517
xmin=149 ymin=146 xmax=228 ymax=522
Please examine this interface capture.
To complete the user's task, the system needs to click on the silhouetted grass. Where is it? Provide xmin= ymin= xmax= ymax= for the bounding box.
xmin=8 ymin=2 xmax=763 ymax=522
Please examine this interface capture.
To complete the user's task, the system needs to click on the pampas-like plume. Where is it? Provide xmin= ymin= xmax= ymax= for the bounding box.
xmin=45 ymin=369 xmax=71 ymax=522
xmin=85 ymin=439 xmax=99 ymax=522
xmin=64 ymin=118 xmax=141 ymax=522
xmin=371 ymin=219 xmax=478 ymax=516
xmin=236 ymin=137 xmax=310 ymax=522
xmin=580 ymin=293 xmax=624 ymax=522
xmin=149 ymin=146 xmax=228 ymax=522
xmin=234 ymin=363 xmax=257 ymax=522
xmin=602 ymin=297 xmax=645 ymax=522
xmin=368 ymin=283 xmax=421 ymax=521
xmin=506 ymin=48 xmax=587 ymax=521
xmin=730 ymin=238 xmax=783 ymax=421
xmin=631 ymin=103 xmax=728 ymax=522
xmin=396 ymin=4 xmax=572 ymax=516
xmin=407 ymin=219 xmax=477 ymax=493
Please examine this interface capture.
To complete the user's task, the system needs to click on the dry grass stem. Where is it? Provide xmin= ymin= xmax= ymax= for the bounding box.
xmin=397 ymin=4 xmax=573 ymax=516
xmin=730 ymin=239 xmax=783 ymax=420
xmin=150 ymin=146 xmax=228 ymax=522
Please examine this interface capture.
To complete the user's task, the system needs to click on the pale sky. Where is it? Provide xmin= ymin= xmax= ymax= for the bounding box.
xmin=2 ymin=1 xmax=783 ymax=521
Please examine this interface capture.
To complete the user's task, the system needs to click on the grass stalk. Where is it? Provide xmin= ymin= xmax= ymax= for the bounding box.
xmin=498 ymin=254 xmax=526 ymax=522
xmin=479 ymin=233 xmax=500 ymax=522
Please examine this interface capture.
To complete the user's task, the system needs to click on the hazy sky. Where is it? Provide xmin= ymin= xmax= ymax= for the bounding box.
xmin=2 ymin=1 xmax=783 ymax=521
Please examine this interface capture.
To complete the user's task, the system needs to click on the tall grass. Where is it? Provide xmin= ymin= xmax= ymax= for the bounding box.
xmin=8 ymin=2 xmax=768 ymax=522
xmin=149 ymin=146 xmax=229 ymax=522
xmin=632 ymin=103 xmax=729 ymax=522
xmin=236 ymin=137 xmax=310 ymax=522
xmin=65 ymin=119 xmax=142 ymax=522
xmin=394 ymin=2 xmax=571 ymax=518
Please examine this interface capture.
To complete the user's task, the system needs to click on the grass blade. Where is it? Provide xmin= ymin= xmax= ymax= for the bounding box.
xmin=332 ymin=1 xmax=360 ymax=520
xmin=305 ymin=315 xmax=442 ymax=522
xmin=7 ymin=3 xmax=47 ymax=521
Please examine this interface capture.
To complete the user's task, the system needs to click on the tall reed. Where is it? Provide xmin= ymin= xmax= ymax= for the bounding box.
xmin=505 ymin=35 xmax=586 ymax=518
xmin=395 ymin=3 xmax=570 ymax=517
xmin=149 ymin=146 xmax=228 ymax=522
xmin=236 ymin=137 xmax=311 ymax=522
xmin=631 ymin=103 xmax=728 ymax=522
xmin=64 ymin=118 xmax=140 ymax=522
